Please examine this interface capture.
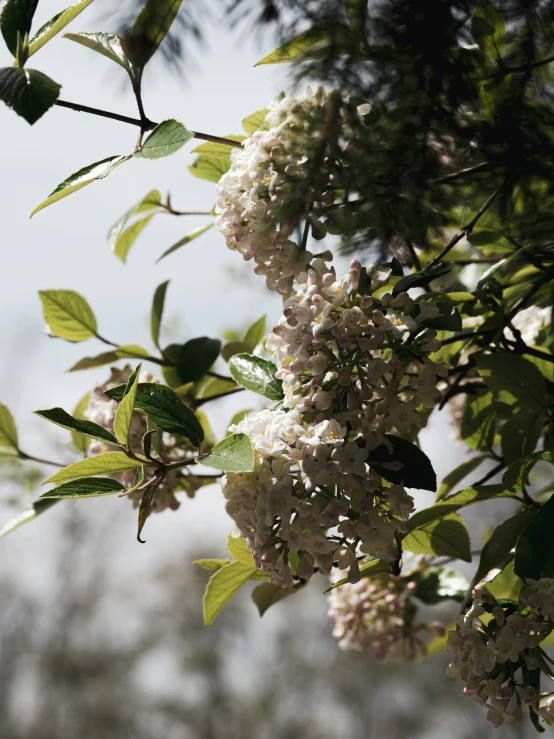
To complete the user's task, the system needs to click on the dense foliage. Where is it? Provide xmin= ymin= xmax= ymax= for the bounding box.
xmin=1 ymin=0 xmax=554 ymax=731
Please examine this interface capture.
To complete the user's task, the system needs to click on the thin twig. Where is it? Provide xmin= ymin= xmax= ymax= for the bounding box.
xmin=448 ymin=256 xmax=505 ymax=264
xmin=17 ymin=449 xmax=65 ymax=468
xmin=431 ymin=161 xmax=497 ymax=184
xmin=425 ymin=181 xmax=508 ymax=270
xmin=405 ymin=238 xmax=422 ymax=271
xmin=472 ymin=461 xmax=505 ymax=487
xmin=54 ymin=99 xmax=242 ymax=148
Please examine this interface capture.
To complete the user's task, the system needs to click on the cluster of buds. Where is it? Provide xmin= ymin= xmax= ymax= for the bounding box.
xmin=84 ymin=367 xmax=204 ymax=512
xmin=221 ymin=261 xmax=447 ymax=586
xmin=215 ymin=87 xmax=370 ymax=297
xmin=327 ymin=571 xmax=445 ymax=660
xmin=446 ymin=580 xmax=554 ymax=728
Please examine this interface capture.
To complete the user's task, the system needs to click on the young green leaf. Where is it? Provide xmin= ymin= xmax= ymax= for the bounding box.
xmin=251 ymin=582 xmax=298 ymax=616
xmin=43 ymin=452 xmax=142 ymax=485
xmin=177 ymin=337 xmax=221 ymax=383
xmin=222 ymin=341 xmax=250 ymax=362
xmin=191 ymin=136 xmax=244 ymax=159
xmin=254 ymin=22 xmax=355 ymax=66
xmin=39 ymin=289 xmax=97 ymax=342
xmin=367 ymin=435 xmax=437 ymax=491
xmin=461 ymin=392 xmax=497 ymax=451
xmin=402 ymin=512 xmax=472 ymax=561
xmin=0 ymin=67 xmax=60 ymax=125
xmin=108 ymin=189 xmax=162 ymax=261
xmin=243 ymin=315 xmax=266 ymax=352
xmin=111 ymin=212 xmax=157 ymax=263
xmin=0 ymin=498 xmax=58 ymax=540
xmin=104 ymin=383 xmax=204 ymax=447
xmin=500 ymin=409 xmax=546 ymax=464
xmin=157 ymin=223 xmax=213 ymax=262
xmin=203 ymin=560 xmax=257 ymax=626
xmin=128 ymin=0 xmax=183 ymax=67
xmin=31 ymin=155 xmax=127 ymax=217
xmin=0 ymin=403 xmax=18 ymax=449
xmin=188 ymin=155 xmax=230 ymax=183
xmin=229 ymin=354 xmax=283 ymax=400
xmin=515 ymin=494 xmax=554 ymax=580
xmin=241 ymin=108 xmax=270 ymax=135
xmin=411 ymin=567 xmax=469 ymax=604
xmin=503 ymin=451 xmax=554 ymax=493
xmin=135 ymin=119 xmax=193 ymax=159
xmin=392 ymin=262 xmax=455 ymax=295
xmin=113 ymin=363 xmax=142 ymax=444
xmin=471 ymin=1 xmax=506 ymax=60
xmin=137 ymin=475 xmax=161 ymax=542
xmin=475 ymin=353 xmax=548 ymax=408
xmin=35 ymin=407 xmax=119 ymax=445
xmin=435 ymin=454 xmax=488 ymax=501
xmin=195 ymin=376 xmax=238 ymax=400
xmin=40 ymin=477 xmax=125 ymax=499
xmin=70 ymin=392 xmax=90 ymax=453
xmin=1 ymin=0 xmax=38 ymax=56
xmin=198 ymin=433 xmax=254 ymax=472
xmin=150 ymin=280 xmax=169 ymax=351
xmin=193 ymin=558 xmax=231 ymax=572
xmin=64 ymin=31 xmax=132 ymax=70
xmin=227 ymin=533 xmax=255 ymax=566
xmin=28 ymin=0 xmax=95 ymax=56
xmin=68 ymin=345 xmax=150 ymax=372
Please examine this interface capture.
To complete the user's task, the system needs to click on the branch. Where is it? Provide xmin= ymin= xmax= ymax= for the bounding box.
xmin=16 ymin=449 xmax=65 ymax=468
xmin=448 ymin=256 xmax=505 ymax=264
xmin=431 ymin=161 xmax=497 ymax=184
xmin=505 ymin=340 xmax=554 ymax=364
xmin=425 ymin=181 xmax=508 ymax=270
xmin=54 ymin=99 xmax=242 ymax=148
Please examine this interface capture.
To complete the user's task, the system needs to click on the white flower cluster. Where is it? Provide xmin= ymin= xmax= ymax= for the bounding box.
xmin=327 ymin=572 xmax=445 ymax=660
xmin=447 ymin=581 xmax=554 ymax=728
xmin=221 ymin=261 xmax=447 ymax=586
xmin=85 ymin=367 xmax=201 ymax=512
xmin=215 ymin=87 xmax=366 ymax=296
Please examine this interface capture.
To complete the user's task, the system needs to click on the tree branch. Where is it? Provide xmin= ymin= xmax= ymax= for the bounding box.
xmin=54 ymin=99 xmax=242 ymax=148
xmin=431 ymin=161 xmax=497 ymax=184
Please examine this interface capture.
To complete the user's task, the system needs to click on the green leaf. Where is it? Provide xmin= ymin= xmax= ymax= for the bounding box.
xmin=150 ymin=280 xmax=169 ymax=351
xmin=1 ymin=0 xmax=37 ymax=56
xmin=254 ymin=22 xmax=355 ymax=66
xmin=203 ymin=560 xmax=257 ymax=626
xmin=31 ymin=155 xmax=127 ymax=217
xmin=472 ymin=1 xmax=506 ymax=60
xmin=402 ymin=512 xmax=471 ymax=561
xmin=193 ymin=558 xmax=231 ymax=572
xmin=34 ymin=407 xmax=119 ymax=445
xmin=188 ymin=155 xmax=230 ymax=183
xmin=28 ymin=0 xmax=95 ymax=56
xmin=461 ymin=391 xmax=497 ymax=451
xmin=251 ymin=582 xmax=297 ymax=616
xmin=411 ymin=567 xmax=469 ymax=604
xmin=113 ymin=363 xmax=141 ymax=444
xmin=191 ymin=136 xmax=244 ymax=159
xmin=195 ymin=376 xmax=238 ymax=400
xmin=228 ymin=409 xmax=253 ymax=429
xmin=367 ymin=435 xmax=437 ymax=491
xmin=40 ymin=476 xmax=125 ymax=499
xmin=136 ymin=475 xmax=160 ymax=542
xmin=177 ymin=337 xmax=221 ymax=383
xmin=64 ymin=31 xmax=132 ymax=70
xmin=436 ymin=454 xmax=488 ymax=501
xmin=0 ymin=67 xmax=60 ymax=125
xmin=422 ymin=302 xmax=462 ymax=332
xmin=229 ymin=354 xmax=283 ymax=401
xmin=227 ymin=533 xmax=255 ymax=566
xmin=39 ymin=289 xmax=97 ymax=342
xmin=501 ymin=409 xmax=546 ymax=465
xmin=0 ymin=498 xmax=58 ymax=540
xmin=241 ymin=108 xmax=270 ymax=135
xmin=68 ymin=345 xmax=150 ymax=371
xmin=135 ymin=119 xmax=194 ymax=160
xmin=0 ymin=403 xmax=18 ymax=449
xmin=71 ymin=392 xmax=90 ymax=453
xmin=407 ymin=484 xmax=515 ymax=531
xmin=157 ymin=222 xmax=213 ymax=262
xmin=467 ymin=508 xmax=536 ymax=600
xmin=198 ymin=433 xmax=254 ymax=472
xmin=392 ymin=262 xmax=455 ymax=296
xmin=128 ymin=0 xmax=183 ymax=67
xmin=107 ymin=190 xmax=161 ymax=262
xmin=515 ymin=494 xmax=554 ymax=580
xmin=222 ymin=340 xmax=250 ymax=362
xmin=104 ymin=383 xmax=204 ymax=447
xmin=243 ymin=315 xmax=266 ymax=352
xmin=503 ymin=452 xmax=554 ymax=493
xmin=475 ymin=353 xmax=547 ymax=408
xmin=467 ymin=229 xmax=503 ymax=246
xmin=43 ymin=451 xmax=141 ymax=485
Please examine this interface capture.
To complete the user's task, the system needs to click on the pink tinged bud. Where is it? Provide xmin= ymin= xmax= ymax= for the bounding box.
xmin=407 ymin=581 xmax=417 ymax=592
